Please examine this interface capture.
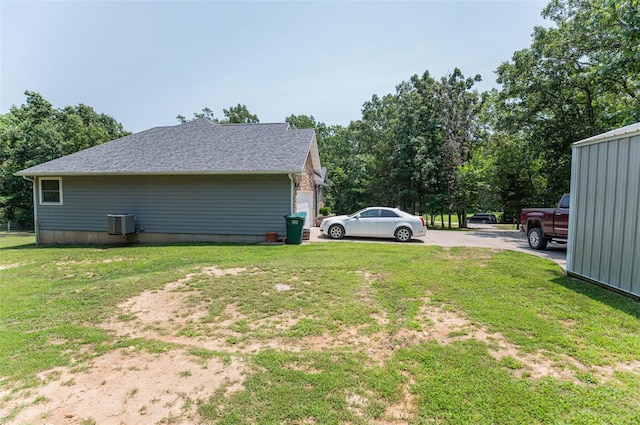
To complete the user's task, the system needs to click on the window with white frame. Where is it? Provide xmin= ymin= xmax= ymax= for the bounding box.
xmin=40 ymin=178 xmax=63 ymax=205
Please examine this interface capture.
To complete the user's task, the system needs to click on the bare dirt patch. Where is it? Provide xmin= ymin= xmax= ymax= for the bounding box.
xmin=202 ymin=266 xmax=246 ymax=277
xmin=374 ymin=380 xmax=417 ymax=424
xmin=3 ymin=349 xmax=246 ymax=425
xmin=274 ymin=283 xmax=292 ymax=292
xmin=55 ymin=257 xmax=130 ymax=266
xmin=99 ymin=268 xmax=602 ymax=385
xmin=355 ymin=270 xmax=383 ymax=284
xmin=99 ymin=267 xmax=249 ymax=340
xmin=5 ymin=268 xmax=632 ymax=424
xmin=251 ymin=310 xmax=306 ymax=332
xmin=0 ymin=263 xmax=23 ymax=270
xmin=411 ymin=301 xmax=590 ymax=382
xmin=593 ymin=360 xmax=640 ymax=381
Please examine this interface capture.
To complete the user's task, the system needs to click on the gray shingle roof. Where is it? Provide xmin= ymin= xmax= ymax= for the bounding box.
xmin=16 ymin=118 xmax=319 ymax=176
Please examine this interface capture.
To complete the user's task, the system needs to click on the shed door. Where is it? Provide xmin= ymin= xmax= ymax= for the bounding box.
xmin=296 ymin=191 xmax=313 ymax=228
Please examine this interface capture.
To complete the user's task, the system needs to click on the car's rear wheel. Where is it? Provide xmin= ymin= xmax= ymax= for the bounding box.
xmin=328 ymin=224 xmax=345 ymax=239
xmin=527 ymin=227 xmax=548 ymax=250
xmin=395 ymin=227 xmax=412 ymax=242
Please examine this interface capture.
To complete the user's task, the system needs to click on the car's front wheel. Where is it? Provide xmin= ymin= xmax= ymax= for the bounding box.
xmin=527 ymin=227 xmax=548 ymax=250
xmin=395 ymin=227 xmax=412 ymax=242
xmin=328 ymin=224 xmax=345 ymax=239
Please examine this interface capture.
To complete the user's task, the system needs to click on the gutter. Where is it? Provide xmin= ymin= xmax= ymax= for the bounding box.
xmin=14 ymin=170 xmax=306 ymax=177
xmin=22 ymin=176 xmax=39 ymax=245
xmin=288 ymin=174 xmax=295 ymax=214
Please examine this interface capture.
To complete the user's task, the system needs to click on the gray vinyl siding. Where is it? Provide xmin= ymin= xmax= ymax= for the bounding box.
xmin=36 ymin=175 xmax=291 ymax=236
xmin=568 ymin=132 xmax=640 ymax=298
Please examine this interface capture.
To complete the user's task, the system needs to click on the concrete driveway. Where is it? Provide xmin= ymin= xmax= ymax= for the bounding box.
xmin=308 ymin=226 xmax=567 ymax=270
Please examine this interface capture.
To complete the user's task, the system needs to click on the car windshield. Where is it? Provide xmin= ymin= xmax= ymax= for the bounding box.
xmin=348 ymin=209 xmax=368 ymax=218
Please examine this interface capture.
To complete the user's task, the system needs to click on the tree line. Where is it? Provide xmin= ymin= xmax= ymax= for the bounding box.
xmin=298 ymin=0 xmax=639 ymax=226
xmin=0 ymin=92 xmax=129 ymax=228
xmin=2 ymin=0 xmax=638 ymax=229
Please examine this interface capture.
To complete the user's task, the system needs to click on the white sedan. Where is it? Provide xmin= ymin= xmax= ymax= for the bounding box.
xmin=319 ymin=207 xmax=427 ymax=242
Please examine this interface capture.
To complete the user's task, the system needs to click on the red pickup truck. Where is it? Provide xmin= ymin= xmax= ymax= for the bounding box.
xmin=520 ymin=194 xmax=570 ymax=250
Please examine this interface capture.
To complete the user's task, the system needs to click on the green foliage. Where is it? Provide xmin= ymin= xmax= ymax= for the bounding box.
xmin=318 ymin=68 xmax=482 ymax=223
xmin=317 ymin=0 xmax=639 ymax=217
xmin=390 ymin=73 xmax=439 ymax=213
xmin=435 ymin=69 xmax=484 ymax=226
xmin=221 ymin=104 xmax=259 ymax=124
xmin=285 ymin=114 xmax=317 ymax=129
xmin=0 ymin=92 xmax=128 ymax=228
xmin=543 ymin=0 xmax=640 ymax=121
xmin=493 ymin=0 xmax=640 ymax=204
xmin=283 ymin=114 xmax=360 ymax=214
xmin=479 ymin=132 xmax=546 ymax=220
xmin=177 ymin=106 xmax=216 ymax=123
xmin=317 ymin=124 xmax=368 ymax=214
xmin=177 ymin=104 xmax=259 ymax=124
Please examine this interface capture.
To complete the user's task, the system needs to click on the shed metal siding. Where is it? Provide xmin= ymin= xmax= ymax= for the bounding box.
xmin=568 ymin=133 xmax=640 ymax=297
xmin=36 ymin=175 xmax=291 ymax=236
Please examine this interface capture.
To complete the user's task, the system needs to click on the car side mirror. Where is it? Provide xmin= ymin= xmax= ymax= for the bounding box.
xmin=355 ymin=214 xmax=361 ymax=219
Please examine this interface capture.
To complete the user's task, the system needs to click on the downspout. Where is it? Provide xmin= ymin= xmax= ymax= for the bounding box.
xmin=22 ymin=176 xmax=39 ymax=245
xmin=288 ymin=174 xmax=295 ymax=214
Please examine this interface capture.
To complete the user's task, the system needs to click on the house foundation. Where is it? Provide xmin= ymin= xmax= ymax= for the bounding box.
xmin=38 ymin=230 xmax=266 ymax=245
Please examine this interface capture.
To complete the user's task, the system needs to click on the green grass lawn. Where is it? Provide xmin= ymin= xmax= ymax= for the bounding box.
xmin=1 ymin=236 xmax=639 ymax=424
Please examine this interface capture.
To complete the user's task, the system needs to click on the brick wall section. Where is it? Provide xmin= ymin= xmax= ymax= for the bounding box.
xmin=293 ymin=154 xmax=316 ymax=221
xmin=296 ymin=154 xmax=316 ymax=191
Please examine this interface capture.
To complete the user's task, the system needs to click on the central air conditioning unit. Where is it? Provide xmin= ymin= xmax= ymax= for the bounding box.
xmin=107 ymin=214 xmax=136 ymax=235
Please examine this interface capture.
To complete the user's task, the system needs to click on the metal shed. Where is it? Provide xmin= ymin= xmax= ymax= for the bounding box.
xmin=568 ymin=122 xmax=640 ymax=298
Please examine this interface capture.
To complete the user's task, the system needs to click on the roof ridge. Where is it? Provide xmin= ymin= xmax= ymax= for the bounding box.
xmin=219 ymin=122 xmax=287 ymax=126
xmin=181 ymin=117 xmax=218 ymax=126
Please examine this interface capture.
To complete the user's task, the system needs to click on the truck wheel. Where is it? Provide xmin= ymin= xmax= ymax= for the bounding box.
xmin=527 ymin=228 xmax=548 ymax=250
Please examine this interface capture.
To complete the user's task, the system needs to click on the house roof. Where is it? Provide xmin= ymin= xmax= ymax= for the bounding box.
xmin=573 ymin=121 xmax=640 ymax=148
xmin=16 ymin=118 xmax=321 ymax=176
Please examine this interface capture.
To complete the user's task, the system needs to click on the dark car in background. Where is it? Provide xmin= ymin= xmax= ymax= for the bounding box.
xmin=468 ymin=213 xmax=497 ymax=224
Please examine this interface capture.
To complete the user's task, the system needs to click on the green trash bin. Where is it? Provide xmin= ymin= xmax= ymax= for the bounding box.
xmin=284 ymin=212 xmax=307 ymax=244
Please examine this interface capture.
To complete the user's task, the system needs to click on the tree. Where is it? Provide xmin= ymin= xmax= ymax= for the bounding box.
xmin=543 ymin=0 xmax=640 ymax=122
xmin=435 ymin=69 xmax=483 ymax=228
xmin=221 ymin=104 xmax=259 ymax=124
xmin=177 ymin=104 xmax=259 ymax=124
xmin=318 ymin=124 xmax=367 ymax=214
xmin=494 ymin=0 xmax=640 ymax=204
xmin=313 ymin=68 xmax=484 ymax=222
xmin=285 ymin=0 xmax=640 ymax=224
xmin=0 ymin=91 xmax=128 ymax=228
xmin=452 ymin=163 xmax=482 ymax=224
xmin=483 ymin=132 xmax=545 ymax=224
xmin=177 ymin=107 xmax=216 ymax=123
xmin=389 ymin=74 xmax=439 ymax=214
xmin=358 ymin=93 xmax=400 ymax=209
xmin=285 ymin=114 xmax=316 ymax=129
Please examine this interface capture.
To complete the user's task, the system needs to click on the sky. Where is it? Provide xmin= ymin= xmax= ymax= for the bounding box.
xmin=1 ymin=0 xmax=550 ymax=133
